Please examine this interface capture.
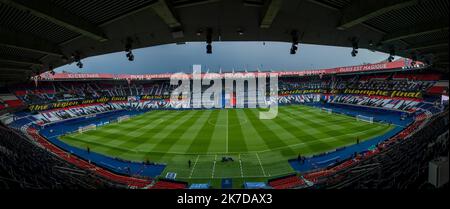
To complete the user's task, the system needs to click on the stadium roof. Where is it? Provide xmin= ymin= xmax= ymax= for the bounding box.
xmin=0 ymin=0 xmax=448 ymax=82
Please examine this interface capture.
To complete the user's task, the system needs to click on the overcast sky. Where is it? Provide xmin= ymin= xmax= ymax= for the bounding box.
xmin=56 ymin=41 xmax=392 ymax=74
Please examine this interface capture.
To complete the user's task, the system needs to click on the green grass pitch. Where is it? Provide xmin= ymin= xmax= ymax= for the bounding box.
xmin=59 ymin=105 xmax=394 ymax=188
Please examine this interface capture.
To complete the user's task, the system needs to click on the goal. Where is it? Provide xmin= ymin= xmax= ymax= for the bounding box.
xmin=321 ymin=108 xmax=332 ymax=114
xmin=78 ymin=124 xmax=96 ymax=133
xmin=117 ymin=115 xmax=130 ymax=122
xmin=356 ymin=115 xmax=374 ymax=123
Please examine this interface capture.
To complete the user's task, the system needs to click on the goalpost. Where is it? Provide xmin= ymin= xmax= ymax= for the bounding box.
xmin=117 ymin=115 xmax=130 ymax=122
xmin=78 ymin=124 xmax=96 ymax=133
xmin=321 ymin=107 xmax=332 ymax=114
xmin=356 ymin=115 xmax=374 ymax=123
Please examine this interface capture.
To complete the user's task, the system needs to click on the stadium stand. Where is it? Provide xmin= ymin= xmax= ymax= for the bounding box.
xmin=300 ymin=110 xmax=448 ymax=189
xmin=150 ymin=179 xmax=188 ymax=189
xmin=24 ymin=127 xmax=153 ymax=188
xmin=268 ymin=174 xmax=306 ymax=189
xmin=341 ymin=112 xmax=446 ymax=189
xmin=0 ymin=0 xmax=447 ymax=191
xmin=0 ymin=124 xmax=122 ymax=189
xmin=0 ymin=64 xmax=448 ymax=189
xmin=4 ymin=71 xmax=444 ymax=115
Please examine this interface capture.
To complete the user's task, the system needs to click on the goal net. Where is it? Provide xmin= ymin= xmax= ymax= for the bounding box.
xmin=356 ymin=115 xmax=374 ymax=123
xmin=78 ymin=124 xmax=96 ymax=133
xmin=117 ymin=115 xmax=130 ymax=122
xmin=321 ymin=108 xmax=332 ymax=114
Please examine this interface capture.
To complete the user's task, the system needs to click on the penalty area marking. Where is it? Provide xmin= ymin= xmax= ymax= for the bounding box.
xmin=188 ymin=155 xmax=200 ymax=179
xmin=238 ymin=154 xmax=244 ymax=178
xmin=256 ymin=152 xmax=267 ymax=177
xmin=211 ymin=155 xmax=217 ymax=178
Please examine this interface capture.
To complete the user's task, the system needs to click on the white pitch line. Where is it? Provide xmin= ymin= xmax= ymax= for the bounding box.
xmin=211 ymin=155 xmax=217 ymax=178
xmin=189 ymin=155 xmax=200 ymax=179
xmin=238 ymin=154 xmax=244 ymax=178
xmin=255 ymin=153 xmax=267 ymax=177
xmin=225 ymin=109 xmax=229 ymax=153
xmin=128 ymin=125 xmax=383 ymax=155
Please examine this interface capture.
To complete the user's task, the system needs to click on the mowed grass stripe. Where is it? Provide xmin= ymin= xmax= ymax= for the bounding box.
xmin=187 ymin=110 xmax=221 ymax=153
xmin=227 ymin=109 xmax=248 ymax=153
xmin=283 ymin=106 xmax=355 ymax=128
xmin=59 ymin=105 xmax=397 ymax=183
xmin=270 ymin=109 xmax=332 ymax=153
xmin=278 ymin=107 xmax=357 ymax=139
xmin=278 ymin=107 xmax=384 ymax=146
xmin=278 ymin=107 xmax=351 ymax=138
xmin=142 ymin=111 xmax=198 ymax=140
xmin=167 ymin=110 xmax=214 ymax=153
xmin=284 ymin=105 xmax=357 ymax=126
xmin=248 ymin=108 xmax=299 ymax=145
xmin=234 ymin=109 xmax=269 ymax=151
xmin=111 ymin=110 xmax=202 ymax=161
xmin=152 ymin=110 xmax=208 ymax=154
xmin=293 ymin=106 xmax=376 ymax=131
xmin=255 ymin=125 xmax=389 ymax=158
xmin=243 ymin=108 xmax=296 ymax=157
xmin=80 ymin=110 xmax=175 ymax=140
xmin=292 ymin=106 xmax=394 ymax=140
xmin=59 ymin=111 xmax=174 ymax=152
xmin=124 ymin=110 xmax=199 ymax=151
xmin=67 ymin=110 xmax=168 ymax=144
xmin=205 ymin=110 xmax=227 ymax=153
xmin=325 ymin=125 xmax=391 ymax=145
xmin=84 ymin=111 xmax=186 ymax=156
xmin=101 ymin=110 xmax=189 ymax=155
xmin=123 ymin=109 xmax=210 ymax=169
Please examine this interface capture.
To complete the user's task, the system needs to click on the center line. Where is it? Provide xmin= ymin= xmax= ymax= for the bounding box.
xmin=226 ymin=109 xmax=229 ymax=153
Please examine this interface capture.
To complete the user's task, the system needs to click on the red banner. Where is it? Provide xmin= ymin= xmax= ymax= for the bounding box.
xmin=38 ymin=59 xmax=419 ymax=81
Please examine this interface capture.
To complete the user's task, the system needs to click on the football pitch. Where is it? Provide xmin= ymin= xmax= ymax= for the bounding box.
xmin=60 ymin=105 xmax=394 ymax=187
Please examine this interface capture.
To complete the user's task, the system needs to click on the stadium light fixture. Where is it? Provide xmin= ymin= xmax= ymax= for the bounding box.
xmin=206 ymin=44 xmax=212 ymax=54
xmin=351 ymin=49 xmax=358 ymax=57
xmin=387 ymin=55 xmax=395 ymax=62
xmin=76 ymin=61 xmax=83 ymax=68
xmin=125 ymin=38 xmax=135 ymax=61
xmin=290 ymin=30 xmax=299 ymax=54
xmin=126 ymin=51 xmax=134 ymax=61
xmin=48 ymin=65 xmax=55 ymax=75
xmin=388 ymin=47 xmax=395 ymax=62
xmin=73 ymin=53 xmax=83 ymax=68
xmin=237 ymin=28 xmax=244 ymax=36
xmin=351 ymin=37 xmax=359 ymax=57
xmin=196 ymin=29 xmax=203 ymax=36
xmin=206 ymin=28 xmax=213 ymax=54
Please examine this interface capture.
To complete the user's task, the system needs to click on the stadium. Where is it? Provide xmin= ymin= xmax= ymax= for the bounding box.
xmin=0 ymin=0 xmax=449 ymax=191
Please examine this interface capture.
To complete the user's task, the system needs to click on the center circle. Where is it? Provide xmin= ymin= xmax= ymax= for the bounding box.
xmin=207 ymin=118 xmax=248 ymax=127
